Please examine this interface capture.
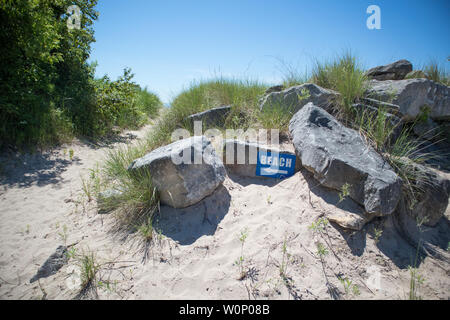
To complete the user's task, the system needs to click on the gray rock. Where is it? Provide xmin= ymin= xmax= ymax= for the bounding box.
xmin=128 ymin=136 xmax=226 ymax=208
xmin=289 ymin=103 xmax=402 ymax=216
xmin=264 ymin=85 xmax=285 ymax=95
xmin=366 ymin=59 xmax=413 ymax=80
xmin=360 ymin=97 xmax=402 ymax=116
xmin=407 ymin=164 xmax=450 ymax=227
xmin=405 ymin=70 xmax=427 ymax=79
xmin=30 ymin=246 xmax=68 ymax=283
xmin=260 ymin=83 xmax=340 ymax=114
xmin=222 ymin=139 xmax=301 ymax=178
xmin=366 ymin=78 xmax=450 ymax=121
xmin=186 ymin=105 xmax=231 ymax=128
xmin=327 ymin=210 xmax=375 ymax=231
xmin=413 ymin=118 xmax=439 ymax=141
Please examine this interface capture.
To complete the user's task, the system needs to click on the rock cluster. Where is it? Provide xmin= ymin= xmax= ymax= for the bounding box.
xmin=101 ymin=59 xmax=449 ymax=231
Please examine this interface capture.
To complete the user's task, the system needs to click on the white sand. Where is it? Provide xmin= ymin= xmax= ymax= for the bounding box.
xmin=0 ymin=126 xmax=449 ymax=300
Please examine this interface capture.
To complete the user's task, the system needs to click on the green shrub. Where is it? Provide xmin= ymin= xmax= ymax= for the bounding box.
xmin=89 ymin=68 xmax=161 ymax=137
xmin=0 ymin=0 xmax=99 ymax=149
xmin=0 ymin=1 xmax=161 ymax=150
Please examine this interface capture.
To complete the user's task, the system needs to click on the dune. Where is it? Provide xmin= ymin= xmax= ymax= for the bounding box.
xmin=0 ymin=123 xmax=449 ymax=300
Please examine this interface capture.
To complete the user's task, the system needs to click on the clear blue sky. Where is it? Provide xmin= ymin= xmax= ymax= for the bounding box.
xmin=89 ymin=0 xmax=450 ymax=104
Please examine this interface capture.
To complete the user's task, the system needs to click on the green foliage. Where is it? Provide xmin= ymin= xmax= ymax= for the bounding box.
xmin=338 ymin=183 xmax=351 ymax=203
xmin=338 ymin=276 xmax=360 ymax=297
xmin=373 ymin=227 xmax=383 ymax=243
xmin=137 ymin=216 xmax=154 ymax=241
xmin=234 ymin=228 xmax=249 ymax=280
xmin=90 ymin=68 xmax=161 ymax=136
xmin=309 ymin=217 xmax=329 ymax=234
xmin=79 ymin=250 xmax=99 ymax=288
xmin=279 ymin=237 xmax=293 ymax=278
xmin=316 ymin=242 xmax=329 ymax=258
xmin=0 ymin=1 xmax=161 ymax=149
xmin=356 ymin=107 xmax=399 ymax=152
xmin=0 ymin=0 xmax=97 ymax=148
xmin=408 ymin=266 xmax=425 ymax=300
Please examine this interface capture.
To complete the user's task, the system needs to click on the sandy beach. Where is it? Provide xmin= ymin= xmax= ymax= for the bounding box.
xmin=0 ymin=124 xmax=448 ymax=300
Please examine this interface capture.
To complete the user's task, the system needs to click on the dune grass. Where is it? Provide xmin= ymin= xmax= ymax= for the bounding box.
xmin=422 ymin=62 xmax=450 ymax=86
xmin=404 ymin=61 xmax=449 ymax=86
xmin=311 ymin=52 xmax=368 ymax=118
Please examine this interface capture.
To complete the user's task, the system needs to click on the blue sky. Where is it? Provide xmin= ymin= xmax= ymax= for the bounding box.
xmin=89 ymin=0 xmax=450 ymax=104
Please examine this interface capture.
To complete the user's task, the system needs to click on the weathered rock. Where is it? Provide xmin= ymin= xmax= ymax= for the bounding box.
xmin=30 ymin=246 xmax=68 ymax=283
xmin=128 ymin=136 xmax=226 ymax=208
xmin=407 ymin=164 xmax=450 ymax=227
xmin=289 ymin=103 xmax=402 ymax=216
xmin=405 ymin=70 xmax=427 ymax=79
xmin=264 ymin=85 xmax=285 ymax=95
xmin=366 ymin=59 xmax=413 ymax=80
xmin=222 ymin=139 xmax=301 ymax=178
xmin=360 ymin=97 xmax=402 ymax=116
xmin=260 ymin=83 xmax=340 ymax=114
xmin=366 ymin=78 xmax=450 ymax=121
xmin=186 ymin=106 xmax=231 ymax=128
xmin=327 ymin=211 xmax=375 ymax=231
xmin=413 ymin=118 xmax=439 ymax=141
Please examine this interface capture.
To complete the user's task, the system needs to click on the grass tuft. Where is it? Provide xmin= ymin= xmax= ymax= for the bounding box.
xmin=311 ymin=52 xmax=368 ymax=118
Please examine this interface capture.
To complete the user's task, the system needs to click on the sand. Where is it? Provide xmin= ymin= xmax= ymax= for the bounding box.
xmin=0 ymin=125 xmax=449 ymax=300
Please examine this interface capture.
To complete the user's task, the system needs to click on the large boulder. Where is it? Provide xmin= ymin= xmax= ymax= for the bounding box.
xmin=128 ymin=136 xmax=226 ymax=208
xmin=289 ymin=103 xmax=402 ymax=216
xmin=406 ymin=164 xmax=450 ymax=227
xmin=222 ymin=139 xmax=301 ymax=178
xmin=186 ymin=106 xmax=231 ymax=128
xmin=366 ymin=59 xmax=413 ymax=81
xmin=366 ymin=78 xmax=450 ymax=121
xmin=260 ymin=83 xmax=340 ymax=114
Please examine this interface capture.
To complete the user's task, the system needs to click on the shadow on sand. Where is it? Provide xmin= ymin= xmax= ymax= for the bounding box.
xmin=300 ymin=169 xmax=450 ymax=269
xmin=0 ymin=131 xmax=142 ymax=189
xmin=155 ymin=185 xmax=231 ymax=245
xmin=78 ymin=131 xmax=139 ymax=150
xmin=0 ymin=151 xmax=81 ymax=188
xmin=227 ymin=172 xmax=289 ymax=187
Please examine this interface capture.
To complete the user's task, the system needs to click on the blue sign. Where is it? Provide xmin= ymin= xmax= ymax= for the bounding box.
xmin=256 ymin=150 xmax=296 ymax=179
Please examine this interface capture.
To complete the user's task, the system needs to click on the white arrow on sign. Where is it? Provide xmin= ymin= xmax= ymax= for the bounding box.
xmin=261 ymin=167 xmax=289 ymax=175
